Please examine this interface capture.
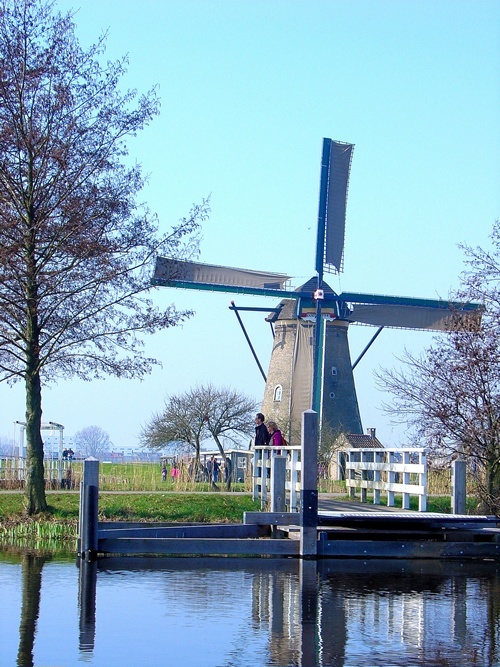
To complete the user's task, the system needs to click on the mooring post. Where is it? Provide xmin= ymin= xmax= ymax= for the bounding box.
xmin=452 ymin=459 xmax=467 ymax=515
xmin=270 ymin=455 xmax=287 ymax=513
xmin=300 ymin=410 xmax=318 ymax=558
xmin=78 ymin=457 xmax=99 ymax=559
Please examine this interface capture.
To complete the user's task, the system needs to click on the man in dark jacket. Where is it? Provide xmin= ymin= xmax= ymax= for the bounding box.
xmin=254 ymin=413 xmax=271 ymax=446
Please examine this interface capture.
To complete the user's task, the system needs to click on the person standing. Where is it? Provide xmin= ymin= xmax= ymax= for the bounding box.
xmin=266 ymin=421 xmax=283 ymax=448
xmin=212 ymin=457 xmax=220 ymax=484
xmin=206 ymin=456 xmax=213 ymax=482
xmin=254 ymin=413 xmax=271 ymax=447
xmin=224 ymin=457 xmax=232 ymax=484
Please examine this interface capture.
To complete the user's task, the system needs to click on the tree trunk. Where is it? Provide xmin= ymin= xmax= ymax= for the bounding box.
xmin=24 ymin=364 xmax=47 ymax=514
xmin=23 ymin=204 xmax=47 ymax=515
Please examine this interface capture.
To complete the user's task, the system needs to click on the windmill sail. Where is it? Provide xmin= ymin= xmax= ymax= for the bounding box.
xmin=321 ymin=140 xmax=354 ymax=274
xmin=152 ymin=139 xmax=483 ymax=442
xmin=153 ymin=258 xmax=290 ymax=291
xmin=338 ymin=291 xmax=482 ymax=331
xmin=347 ymin=303 xmax=469 ymax=331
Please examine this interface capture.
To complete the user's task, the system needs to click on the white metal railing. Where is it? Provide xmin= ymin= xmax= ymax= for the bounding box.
xmin=344 ymin=448 xmax=428 ymax=511
xmin=0 ymin=457 xmax=74 ymax=487
xmin=252 ymin=446 xmax=302 ymax=511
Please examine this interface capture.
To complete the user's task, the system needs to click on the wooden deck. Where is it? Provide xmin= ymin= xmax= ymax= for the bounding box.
xmin=87 ymin=506 xmax=499 ymax=560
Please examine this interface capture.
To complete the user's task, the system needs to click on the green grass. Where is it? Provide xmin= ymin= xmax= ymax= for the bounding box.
xmin=97 ymin=493 xmax=261 ymax=522
xmin=0 ymin=492 xmax=260 ymax=523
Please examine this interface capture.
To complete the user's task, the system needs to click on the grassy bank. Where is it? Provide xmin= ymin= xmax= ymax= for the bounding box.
xmin=0 ymin=492 xmax=262 ymax=549
xmin=0 ymin=491 xmax=260 ymax=522
xmin=0 ymin=479 xmax=482 ymax=551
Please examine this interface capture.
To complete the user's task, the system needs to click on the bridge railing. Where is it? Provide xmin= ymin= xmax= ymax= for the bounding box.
xmin=252 ymin=446 xmax=302 ymax=511
xmin=344 ymin=447 xmax=428 ymax=511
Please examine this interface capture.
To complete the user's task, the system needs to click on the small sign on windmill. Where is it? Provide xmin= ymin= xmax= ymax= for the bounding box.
xmin=152 ymin=139 xmax=481 ymax=442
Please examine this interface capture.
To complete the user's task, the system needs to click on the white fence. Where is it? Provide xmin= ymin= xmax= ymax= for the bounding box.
xmin=345 ymin=447 xmax=428 ymax=512
xmin=0 ymin=457 xmax=75 ymax=487
xmin=253 ymin=446 xmax=302 ymax=511
xmin=253 ymin=446 xmax=428 ymax=513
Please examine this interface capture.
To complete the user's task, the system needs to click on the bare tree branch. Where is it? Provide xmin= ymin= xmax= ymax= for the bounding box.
xmin=0 ymin=0 xmax=209 ymax=513
xmin=376 ymin=220 xmax=500 ymax=514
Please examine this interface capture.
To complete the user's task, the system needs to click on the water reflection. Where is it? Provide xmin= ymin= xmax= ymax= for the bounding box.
xmin=78 ymin=558 xmax=97 ymax=654
xmin=17 ymin=554 xmax=46 ymax=667
xmin=1 ymin=551 xmax=498 ymax=667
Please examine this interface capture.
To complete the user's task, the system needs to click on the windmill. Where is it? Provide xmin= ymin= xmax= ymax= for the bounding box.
xmin=152 ymin=139 xmax=480 ymax=441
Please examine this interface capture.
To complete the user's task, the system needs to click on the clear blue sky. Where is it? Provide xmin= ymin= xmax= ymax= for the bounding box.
xmin=1 ymin=0 xmax=499 ymax=451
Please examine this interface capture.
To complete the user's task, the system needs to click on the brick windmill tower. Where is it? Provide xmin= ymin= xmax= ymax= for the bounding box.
xmin=152 ymin=139 xmax=480 ymax=442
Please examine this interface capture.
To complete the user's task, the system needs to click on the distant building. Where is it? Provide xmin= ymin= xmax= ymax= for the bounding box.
xmin=43 ymin=435 xmax=76 ymax=459
xmin=332 ymin=428 xmax=384 ymax=480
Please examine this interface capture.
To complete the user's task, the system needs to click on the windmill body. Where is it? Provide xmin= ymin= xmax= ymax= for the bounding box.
xmin=260 ymin=289 xmax=363 ymax=441
xmin=152 ymin=139 xmax=481 ymax=442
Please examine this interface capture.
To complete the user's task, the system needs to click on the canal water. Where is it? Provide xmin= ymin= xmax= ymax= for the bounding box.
xmin=0 ymin=552 xmax=498 ymax=667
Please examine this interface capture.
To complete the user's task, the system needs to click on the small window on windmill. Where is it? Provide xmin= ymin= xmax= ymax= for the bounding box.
xmin=331 ymin=366 xmax=337 ymax=376
xmin=274 ymin=385 xmax=283 ymax=402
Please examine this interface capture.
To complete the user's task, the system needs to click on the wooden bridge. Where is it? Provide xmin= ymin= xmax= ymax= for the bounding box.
xmin=81 ymin=509 xmax=499 ymax=560
xmin=77 ymin=412 xmax=499 ymax=562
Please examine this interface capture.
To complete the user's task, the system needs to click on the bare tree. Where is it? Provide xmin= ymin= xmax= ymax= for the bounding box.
xmin=74 ymin=425 xmax=111 ymax=459
xmin=141 ymin=384 xmax=257 ymax=489
xmin=376 ymin=221 xmax=500 ymax=515
xmin=458 ymin=220 xmax=500 ymax=316
xmin=200 ymin=385 xmax=257 ymax=489
xmin=0 ymin=0 xmax=208 ymax=513
xmin=140 ymin=395 xmax=206 ymax=464
xmin=198 ymin=385 xmax=257 ymax=454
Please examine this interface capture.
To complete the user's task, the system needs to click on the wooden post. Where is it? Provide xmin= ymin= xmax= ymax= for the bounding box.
xmin=252 ymin=448 xmax=261 ymax=502
xmin=361 ymin=451 xmax=367 ymax=503
xmin=78 ymin=458 xmax=99 ymax=559
xmin=387 ymin=451 xmax=395 ymax=507
xmin=289 ymin=448 xmax=300 ymax=511
xmin=374 ymin=451 xmax=381 ymax=505
xmin=271 ymin=455 xmax=287 ymax=513
xmin=348 ymin=451 xmax=356 ymax=499
xmin=403 ymin=451 xmax=411 ymax=509
xmin=300 ymin=410 xmax=318 ymax=558
xmin=419 ymin=450 xmax=427 ymax=512
xmin=452 ymin=459 xmax=467 ymax=515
